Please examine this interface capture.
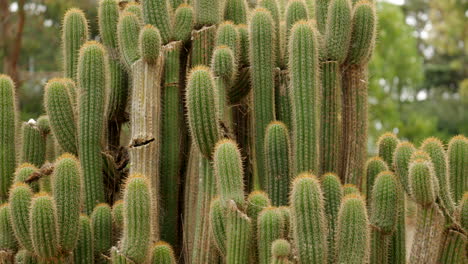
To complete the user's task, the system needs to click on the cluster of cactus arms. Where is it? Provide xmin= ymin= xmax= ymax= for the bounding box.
xmin=0 ymin=1 xmax=466 ymax=263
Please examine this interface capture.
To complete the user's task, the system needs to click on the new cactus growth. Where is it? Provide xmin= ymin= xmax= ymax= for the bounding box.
xmin=174 ymin=4 xmax=194 ymax=42
xmin=343 ymin=184 xmax=360 ymax=196
xmin=271 ymin=239 xmax=291 ymax=264
xmin=142 ymin=0 xmax=172 ymax=44
xmin=226 ymin=201 xmax=252 ymax=264
xmin=150 ymin=242 xmax=177 ymax=264
xmin=0 ymin=204 xmax=17 ymax=253
xmin=20 ymin=121 xmax=46 ymax=168
xmin=365 ymin=157 xmax=389 ymax=206
xmin=224 ymin=0 xmax=248 ymax=25
xmin=393 ymin=142 xmax=416 ymax=194
xmin=62 ymin=9 xmax=88 ymax=81
xmin=8 ymin=183 xmax=33 ymax=252
xmin=117 ymin=12 xmax=141 ymax=68
xmin=321 ymin=173 xmax=342 ymax=263
xmin=139 ymin=25 xmax=162 ymax=64
xmin=74 ymin=215 xmax=94 ymax=264
xmin=257 ymin=207 xmax=285 ymax=264
xmin=209 ymin=197 xmax=227 ymax=256
xmin=30 ymin=194 xmax=59 ymax=260
xmin=447 ymin=135 xmax=467 ymax=204
xmin=377 ymin=132 xmax=399 ymax=169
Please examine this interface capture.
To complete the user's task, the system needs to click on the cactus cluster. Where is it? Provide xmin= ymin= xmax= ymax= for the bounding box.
xmin=0 ymin=1 xmax=466 ymax=264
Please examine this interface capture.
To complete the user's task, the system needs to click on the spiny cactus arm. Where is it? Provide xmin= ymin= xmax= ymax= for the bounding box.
xmin=150 ymin=241 xmax=177 ymax=264
xmin=343 ymin=184 xmax=360 ymax=196
xmin=44 ymin=79 xmax=78 ymax=155
xmin=324 ymin=0 xmax=352 ymax=63
xmin=393 ymin=142 xmax=416 ymax=194
xmin=77 ymin=41 xmax=108 ymax=214
xmin=216 ymin=22 xmax=240 ymax=65
xmin=270 ymin=239 xmax=291 ymax=264
xmin=8 ymin=183 xmax=34 ymax=252
xmin=249 ymin=9 xmax=276 ymax=188
xmin=285 ymin=1 xmax=309 ymax=36
xmin=0 ymin=204 xmax=17 ymax=252
xmin=365 ymin=157 xmax=388 ymax=205
xmin=336 ymin=194 xmax=370 ymax=264
xmin=112 ymin=200 xmax=124 ymax=231
xmin=320 ymin=173 xmax=342 ymax=262
xmin=73 ymin=215 xmax=94 ymax=264
xmin=213 ymin=139 xmax=245 ymax=206
xmin=290 ymin=174 xmax=328 ymax=263
xmin=142 ymin=0 xmax=172 ymax=44
xmin=13 ymin=163 xmax=39 ymax=192
xmin=246 ymin=191 xmax=271 ymax=263
xmin=37 ymin=115 xmax=56 ymax=164
xmin=264 ymin=121 xmax=291 ymax=206
xmin=377 ymin=132 xmax=399 ymax=169
xmin=121 ymin=175 xmax=152 ymax=264
xmin=14 ymin=249 xmax=38 ymax=263
xmin=185 ymin=66 xmax=221 ymax=158
xmin=194 ymin=0 xmax=221 ymax=27
xmin=91 ymin=203 xmax=113 ymax=259
xmin=461 ymin=194 xmax=468 ymax=232
xmin=237 ymin=24 xmax=249 ymax=67
xmin=346 ymin=1 xmax=377 ymax=65
xmin=409 ymin=159 xmax=439 ymax=207
xmin=30 ymin=194 xmax=59 ymax=260
xmin=62 ymin=8 xmax=88 ymax=81
xmin=257 ymin=208 xmax=285 ymax=264
xmin=316 ymin=0 xmax=330 ymax=34
xmin=438 ymin=230 xmax=467 ymax=264
xmin=226 ymin=201 xmax=252 ymax=264
xmin=447 ymin=135 xmax=468 ymax=205
xmin=224 ymin=0 xmax=248 ymax=25
xmin=209 ymin=197 xmax=227 ymax=256
xmin=139 ymin=25 xmax=161 ymax=64
xmin=20 ymin=121 xmax=46 ymax=168
xmin=190 ymin=24 xmax=216 ymax=67
xmin=289 ymin=21 xmax=320 ymax=175
xmin=260 ymin=0 xmax=282 ymax=67
xmin=117 ymin=12 xmax=141 ymax=69
xmin=0 ymin=75 xmax=16 ymax=202
xmin=174 ymin=4 xmax=194 ymax=42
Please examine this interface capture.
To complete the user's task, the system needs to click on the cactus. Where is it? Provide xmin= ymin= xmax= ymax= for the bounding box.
xmin=285 ymin=1 xmax=309 ymax=35
xmin=92 ymin=203 xmax=113 ymax=260
xmin=150 ymin=242 xmax=177 ymax=264
xmin=121 ymin=175 xmax=152 ymax=263
xmin=447 ymin=135 xmax=467 ymax=204
xmin=365 ymin=157 xmax=388 ymax=206
xmin=0 ymin=203 xmax=17 ymax=252
xmin=8 ymin=183 xmax=34 ymax=252
xmin=216 ymin=21 xmax=240 ymax=61
xmin=321 ymin=173 xmax=342 ymax=263
xmin=13 ymin=164 xmax=39 ymax=192
xmin=461 ymin=194 xmax=468 ymax=232
xmin=264 ymin=121 xmax=291 ymax=206
xmin=74 ymin=215 xmax=94 ymax=264
xmin=194 ymin=0 xmax=221 ymax=27
xmin=62 ymin=9 xmax=88 ymax=81
xmin=257 ymin=207 xmax=285 ymax=264
xmin=226 ymin=201 xmax=252 ymax=264
xmin=271 ymin=239 xmax=291 ymax=264
xmin=209 ymin=197 xmax=227 ymax=256
xmin=290 ymin=174 xmax=327 ymax=264
xmin=438 ymin=230 xmax=467 ymax=264
xmin=30 ymin=194 xmax=59 ymax=260
xmin=140 ymin=25 xmax=162 ymax=64
xmin=289 ymin=21 xmax=320 ymax=175
xmin=77 ymin=41 xmax=108 ymax=214
xmin=112 ymin=200 xmax=124 ymax=231
xmin=14 ymin=249 xmax=37 ymax=264
xmin=224 ymin=0 xmax=248 ymax=25
xmin=393 ymin=142 xmax=416 ymax=194
xmin=117 ymin=12 xmax=141 ymax=68
xmin=335 ymin=194 xmax=370 ymax=264
xmin=343 ymin=184 xmax=360 ymax=196
xmin=260 ymin=0 xmax=282 ymax=67
xmin=315 ymin=0 xmax=329 ymax=34
xmin=36 ymin=115 xmax=56 ymax=164
xmin=377 ymin=132 xmax=399 ymax=169
xmin=324 ymin=0 xmax=352 ymax=63
xmin=142 ymin=0 xmax=172 ymax=44
xmin=174 ymin=4 xmax=194 ymax=42
xmin=20 ymin=121 xmax=46 ymax=168
xmin=246 ymin=191 xmax=271 ymax=263
xmin=249 ymin=9 xmax=276 ymax=188
xmin=409 ymin=159 xmax=439 ymax=207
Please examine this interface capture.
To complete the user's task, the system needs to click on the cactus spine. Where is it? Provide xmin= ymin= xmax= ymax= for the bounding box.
xmin=447 ymin=135 xmax=467 ymax=204
xmin=257 ymin=208 xmax=285 ymax=264
xmin=30 ymin=194 xmax=59 ymax=260
xmin=150 ymin=242 xmax=177 ymax=264
xmin=365 ymin=157 xmax=389 ymax=206
xmin=142 ymin=0 xmax=172 ymax=44
xmin=8 ymin=183 xmax=33 ymax=252
xmin=62 ymin=9 xmax=88 ymax=81
xmin=271 ymin=239 xmax=291 ymax=264
xmin=321 ymin=173 xmax=343 ymax=263
xmin=74 ymin=215 xmax=94 ymax=264
xmin=0 ymin=203 xmax=17 ymax=253
xmin=226 ymin=202 xmax=252 ymax=264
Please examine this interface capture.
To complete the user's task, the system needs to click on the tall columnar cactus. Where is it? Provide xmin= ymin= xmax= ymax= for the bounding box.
xmin=8 ymin=183 xmax=34 ymax=252
xmin=393 ymin=142 xmax=416 ymax=194
xmin=315 ymin=0 xmax=329 ymax=34
xmin=377 ymin=132 xmax=399 ymax=169
xmin=461 ymin=194 xmax=468 ymax=232
xmin=447 ymin=135 xmax=467 ymax=204
xmin=264 ymin=121 xmax=291 ymax=206
xmin=249 ymin=9 xmax=276 ymax=188
xmin=37 ymin=115 xmax=56 ymax=163
xmin=150 ymin=242 xmax=177 ymax=264
xmin=20 ymin=121 xmax=46 ymax=168
xmin=44 ymin=79 xmax=78 ymax=155
xmin=0 ymin=75 xmax=16 ymax=203
xmin=74 ymin=215 xmax=94 ymax=264
xmin=224 ymin=0 xmax=248 ymax=25
xmin=174 ymin=4 xmax=194 ymax=42
xmin=257 ymin=207 xmax=285 ymax=264
xmin=117 ymin=12 xmax=141 ymax=69
xmin=213 ymin=139 xmax=245 ymax=206
xmin=343 ymin=184 xmax=360 ymax=196
xmin=215 ymin=21 xmax=239 ymax=63
xmin=142 ymin=0 xmax=172 ymax=44
xmin=421 ymin=138 xmax=455 ymax=214
xmin=30 ymin=194 xmax=59 ymax=260
xmin=121 ymin=175 xmax=152 ymax=264
xmin=365 ymin=157 xmax=389 ymax=206
xmin=271 ymin=239 xmax=292 ymax=264
xmin=62 ymin=8 xmax=88 ymax=81
xmin=52 ymin=154 xmax=81 ymax=254
xmin=259 ymin=0 xmax=281 ymax=67
xmin=290 ymin=174 xmax=327 ymax=264
xmin=335 ymin=194 xmax=370 ymax=264
xmin=209 ymin=197 xmax=227 ymax=256
xmin=289 ymin=21 xmax=320 ymax=175
xmin=246 ymin=191 xmax=271 ymax=263
xmin=0 ymin=203 xmax=17 ymax=254
xmin=321 ymin=173 xmax=342 ymax=263
xmin=92 ymin=203 xmax=113 ymax=261
xmin=369 ymin=171 xmax=401 ymax=264
xmin=194 ymin=0 xmax=221 ymax=27
xmin=225 ymin=201 xmax=252 ymax=264
xmin=285 ymin=1 xmax=309 ymax=35
xmin=77 ymin=41 xmax=108 ymax=213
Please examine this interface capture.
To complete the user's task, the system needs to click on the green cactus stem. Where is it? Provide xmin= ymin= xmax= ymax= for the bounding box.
xmin=271 ymin=239 xmax=292 ymax=264
xmin=14 ymin=249 xmax=37 ymax=264
xmin=212 ymin=46 xmax=235 ymax=132
xmin=315 ymin=0 xmax=329 ymax=34
xmin=321 ymin=173 xmax=342 ymax=263
xmin=393 ymin=142 xmax=416 ymax=194
xmin=275 ymin=70 xmax=292 ymax=130
xmin=447 ymin=135 xmax=467 ymax=205
xmin=264 ymin=121 xmax=291 ymax=206
xmin=20 ymin=121 xmax=46 ymax=168
xmin=62 ymin=8 xmax=88 ymax=81
xmin=117 ymin=12 xmax=141 ymax=69
xmin=246 ymin=191 xmax=271 ymax=263
xmin=365 ymin=157 xmax=388 ymax=206
xmin=142 ymin=0 xmax=172 ymax=44
xmin=112 ymin=200 xmax=124 ymax=231
xmin=289 ymin=21 xmax=320 ymax=176
xmin=37 ymin=115 xmax=56 ymax=165
xmin=286 ymin=1 xmax=309 ymax=36
xmin=290 ymin=173 xmax=327 ymax=264
xmin=224 ymin=0 xmax=248 ymax=25
xmin=336 ymin=194 xmax=370 ymax=264
xmin=249 ymin=9 xmax=276 ymax=188
xmin=209 ymin=197 xmax=227 ymax=256
xmin=74 ymin=215 xmax=94 ymax=264
xmin=13 ymin=164 xmax=39 ymax=192
xmin=343 ymin=184 xmax=360 ymax=196
xmin=8 ymin=183 xmax=34 ymax=252
xmin=324 ymin=0 xmax=352 ymax=63
xmin=30 ymin=194 xmax=59 ymax=260
xmin=174 ymin=4 xmax=194 ymax=42
xmin=346 ymin=1 xmax=377 ymax=65
xmin=226 ymin=201 xmax=252 ymax=264
xmin=377 ymin=132 xmax=399 ymax=169
xmin=44 ymin=79 xmax=78 ymax=155
xmin=194 ymin=0 xmax=221 ymax=27
xmin=438 ymin=230 xmax=467 ymax=264
xmin=260 ymin=0 xmax=282 ymax=67
xmin=257 ymin=207 xmax=285 ymax=264
xmin=150 ymin=242 xmax=177 ymax=264
xmin=92 ymin=203 xmax=113 ymax=260
xmin=461 ymin=193 xmax=468 ymax=232
xmin=77 ymin=41 xmax=108 ymax=214
xmin=190 ymin=25 xmax=216 ymax=66
xmin=0 ymin=203 xmax=17 ymax=253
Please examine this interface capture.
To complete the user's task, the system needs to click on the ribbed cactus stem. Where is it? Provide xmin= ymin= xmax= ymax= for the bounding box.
xmin=8 ymin=183 xmax=34 ymax=252
xmin=216 ymin=22 xmax=240 ymax=62
xmin=213 ymin=139 xmax=245 ymax=206
xmin=346 ymin=1 xmax=377 ymax=65
xmin=174 ymin=4 xmax=194 ymax=42
xmin=124 ymin=2 xmax=143 ymax=20
xmin=365 ymin=157 xmax=388 ymax=206
xmin=190 ymin=25 xmax=216 ymax=66
xmin=447 ymin=135 xmax=467 ymax=204
xmin=289 ymin=21 xmax=320 ymax=175
xmin=0 ymin=203 xmax=17 ymax=261
xmin=13 ymin=163 xmax=39 ymax=192
xmin=112 ymin=200 xmax=124 ymax=231
xmin=195 ymin=0 xmax=221 ymax=27
xmin=226 ymin=201 xmax=252 ymax=264
xmin=257 ymin=208 xmax=285 ymax=264
xmin=377 ymin=132 xmax=399 ymax=169
xmin=14 ymin=249 xmax=37 ymax=264
xmin=52 ymin=154 xmax=81 ymax=253
xmin=91 ymin=204 xmax=112 ymax=263
xmin=36 ymin=115 xmax=55 ymax=165
xmin=343 ymin=184 xmax=360 ymax=196
xmin=77 ymin=41 xmax=107 ymax=213
xmin=285 ymin=1 xmax=309 ymax=36
xmin=409 ymin=159 xmax=439 ymax=207
xmin=20 ymin=121 xmax=46 ymax=168
xmin=30 ymin=194 xmax=59 ymax=260
xmin=315 ymin=0 xmax=329 ymax=34
xmin=62 ymin=8 xmax=88 ymax=81
xmin=117 ymin=12 xmax=141 ymax=69
xmin=121 ymin=175 xmax=152 ymax=264
xmin=438 ymin=230 xmax=467 ymax=264
xmin=142 ymin=0 xmax=172 ymax=44
xmin=0 ymin=75 xmax=16 ymax=203
xmin=336 ymin=194 xmax=370 ymax=264
xmin=271 ymin=239 xmax=291 ymax=264
xmin=260 ymin=0 xmax=282 ymax=67
xmin=393 ymin=142 xmax=416 ymax=194
xmin=224 ymin=0 xmax=248 ymax=24
xmin=461 ymin=194 xmax=468 ymax=232
xmin=212 ymin=46 xmax=235 ymax=132
xmin=249 ymin=9 xmax=276 ymax=188
xmin=73 ymin=215 xmax=94 ymax=264
xmin=264 ymin=121 xmax=291 ymax=206
xmin=209 ymin=197 xmax=227 ymax=256
xmin=150 ymin=242 xmax=177 ymax=264
xmin=246 ymin=191 xmax=271 ymax=263
xmin=290 ymin=174 xmax=327 ymax=263
xmin=139 ymin=25 xmax=161 ymax=64
xmin=321 ymin=173 xmax=342 ymax=263
xmin=324 ymin=0 xmax=352 ymax=63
